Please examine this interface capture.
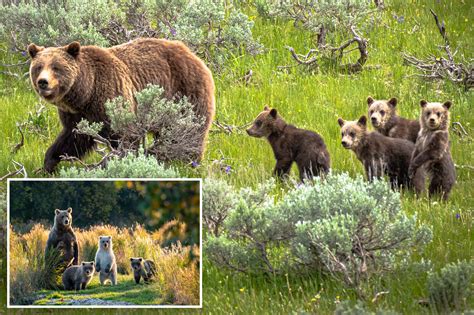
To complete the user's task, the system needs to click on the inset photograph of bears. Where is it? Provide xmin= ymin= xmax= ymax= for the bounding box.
xmin=7 ymin=180 xmax=201 ymax=307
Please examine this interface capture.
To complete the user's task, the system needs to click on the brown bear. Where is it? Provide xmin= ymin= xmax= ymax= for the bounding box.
xmin=45 ymin=208 xmax=79 ymax=270
xmin=62 ymin=261 xmax=95 ymax=291
xmin=27 ymin=38 xmax=215 ymax=172
xmin=408 ymin=100 xmax=456 ymax=200
xmin=338 ymin=116 xmax=424 ymax=192
xmin=246 ymin=106 xmax=330 ymax=181
xmin=367 ymin=96 xmax=420 ymax=143
xmin=130 ymin=257 xmax=156 ymax=284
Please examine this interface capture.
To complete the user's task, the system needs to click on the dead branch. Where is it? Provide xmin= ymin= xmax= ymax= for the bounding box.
xmin=451 ymin=121 xmax=469 ymax=138
xmin=1 ymin=160 xmax=27 ymax=181
xmin=212 ymin=120 xmax=252 ymax=135
xmin=11 ymin=124 xmax=24 ymax=154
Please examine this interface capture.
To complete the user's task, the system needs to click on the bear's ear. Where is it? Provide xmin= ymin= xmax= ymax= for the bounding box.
xmin=269 ymin=108 xmax=277 ymax=118
xmin=367 ymin=96 xmax=374 ymax=106
xmin=66 ymin=207 xmax=72 ymax=214
xmin=388 ymin=98 xmax=397 ymax=107
xmin=139 ymin=258 xmax=143 ymax=262
xmin=263 ymin=105 xmax=270 ymax=111
xmin=55 ymin=209 xmax=60 ymax=215
xmin=357 ymin=116 xmax=367 ymax=127
xmin=337 ymin=118 xmax=345 ymax=127
xmin=130 ymin=258 xmax=134 ymax=261
xmin=443 ymin=101 xmax=452 ymax=110
xmin=82 ymin=262 xmax=85 ymax=266
xmin=65 ymin=41 xmax=81 ymax=58
xmin=27 ymin=43 xmax=44 ymax=59
xmin=420 ymin=100 xmax=428 ymax=108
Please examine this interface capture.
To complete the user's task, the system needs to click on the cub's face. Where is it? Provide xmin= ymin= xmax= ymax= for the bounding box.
xmin=130 ymin=257 xmax=144 ymax=271
xmin=27 ymin=42 xmax=81 ymax=104
xmin=246 ymin=106 xmax=278 ymax=138
xmin=99 ymin=236 xmax=112 ymax=250
xmin=55 ymin=208 xmax=72 ymax=227
xmin=338 ymin=116 xmax=367 ymax=150
xmin=81 ymin=261 xmax=95 ymax=276
xmin=367 ymin=97 xmax=397 ymax=129
xmin=420 ymin=100 xmax=451 ymax=130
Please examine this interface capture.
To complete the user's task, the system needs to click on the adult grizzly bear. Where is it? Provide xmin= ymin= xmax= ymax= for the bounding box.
xmin=27 ymin=38 xmax=215 ymax=172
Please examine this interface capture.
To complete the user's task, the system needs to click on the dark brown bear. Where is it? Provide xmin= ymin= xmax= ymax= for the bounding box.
xmin=247 ymin=106 xmax=330 ymax=181
xmin=408 ymin=100 xmax=455 ymax=200
xmin=367 ymin=96 xmax=420 ymax=143
xmin=62 ymin=261 xmax=95 ymax=291
xmin=338 ymin=116 xmax=424 ymax=192
xmin=27 ymin=38 xmax=215 ymax=172
xmin=130 ymin=257 xmax=156 ymax=284
xmin=45 ymin=208 xmax=79 ymax=270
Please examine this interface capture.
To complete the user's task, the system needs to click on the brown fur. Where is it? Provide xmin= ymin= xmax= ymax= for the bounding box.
xmin=408 ymin=100 xmax=455 ymax=200
xmin=367 ymin=96 xmax=420 ymax=143
xmin=130 ymin=257 xmax=156 ymax=284
xmin=62 ymin=261 xmax=95 ymax=291
xmin=28 ymin=38 xmax=215 ymax=172
xmin=338 ymin=116 xmax=424 ymax=192
xmin=247 ymin=106 xmax=330 ymax=181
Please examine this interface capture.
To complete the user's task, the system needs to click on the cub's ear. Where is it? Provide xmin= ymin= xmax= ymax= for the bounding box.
xmin=420 ymin=100 xmax=428 ymax=108
xmin=358 ymin=116 xmax=367 ymax=127
xmin=443 ymin=101 xmax=452 ymax=110
xmin=269 ymin=108 xmax=277 ymax=118
xmin=337 ymin=118 xmax=345 ymax=127
xmin=130 ymin=258 xmax=134 ymax=261
xmin=367 ymin=96 xmax=374 ymax=106
xmin=139 ymin=258 xmax=143 ymax=262
xmin=388 ymin=98 xmax=397 ymax=107
xmin=65 ymin=41 xmax=81 ymax=58
xmin=27 ymin=43 xmax=44 ymax=59
xmin=55 ymin=209 xmax=60 ymax=215
xmin=67 ymin=207 xmax=72 ymax=214
xmin=82 ymin=262 xmax=85 ymax=266
xmin=263 ymin=105 xmax=270 ymax=111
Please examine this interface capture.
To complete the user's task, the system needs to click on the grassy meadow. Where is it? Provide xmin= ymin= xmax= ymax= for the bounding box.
xmin=1 ymin=0 xmax=473 ymax=314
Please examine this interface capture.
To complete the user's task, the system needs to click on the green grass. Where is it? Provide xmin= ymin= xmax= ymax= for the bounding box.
xmin=1 ymin=0 xmax=473 ymax=314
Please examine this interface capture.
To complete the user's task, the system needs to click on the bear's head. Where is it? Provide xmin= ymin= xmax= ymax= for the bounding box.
xmin=420 ymin=100 xmax=451 ymax=131
xmin=367 ymin=96 xmax=397 ymax=129
xmin=55 ymin=208 xmax=73 ymax=228
xmin=246 ymin=105 xmax=281 ymax=138
xmin=99 ymin=236 xmax=113 ymax=250
xmin=338 ymin=116 xmax=368 ymax=150
xmin=27 ymin=42 xmax=81 ymax=104
xmin=81 ymin=261 xmax=95 ymax=276
xmin=130 ymin=257 xmax=145 ymax=271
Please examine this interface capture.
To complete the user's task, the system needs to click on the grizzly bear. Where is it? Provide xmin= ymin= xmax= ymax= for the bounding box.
xmin=130 ymin=257 xmax=156 ymax=284
xmin=408 ymin=100 xmax=456 ymax=200
xmin=246 ymin=106 xmax=330 ymax=181
xmin=62 ymin=261 xmax=95 ymax=291
xmin=94 ymin=236 xmax=117 ymax=285
xmin=338 ymin=116 xmax=424 ymax=192
xmin=27 ymin=38 xmax=215 ymax=172
xmin=367 ymin=96 xmax=420 ymax=143
xmin=45 ymin=208 xmax=79 ymax=270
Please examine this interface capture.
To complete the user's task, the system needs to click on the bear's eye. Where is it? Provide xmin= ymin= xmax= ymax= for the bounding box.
xmin=380 ymin=110 xmax=385 ymax=116
xmin=369 ymin=110 xmax=373 ymax=115
xmin=426 ymin=111 xmax=431 ymax=116
xmin=436 ymin=112 xmax=441 ymax=117
xmin=255 ymin=120 xmax=262 ymax=128
xmin=350 ymin=132 xmax=355 ymax=138
xmin=52 ymin=65 xmax=62 ymax=72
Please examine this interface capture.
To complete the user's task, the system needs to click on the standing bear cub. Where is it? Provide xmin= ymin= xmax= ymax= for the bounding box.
xmin=367 ymin=97 xmax=420 ymax=143
xmin=45 ymin=208 xmax=79 ymax=270
xmin=338 ymin=116 xmax=423 ymax=192
xmin=247 ymin=106 xmax=330 ymax=181
xmin=27 ymin=38 xmax=215 ymax=172
xmin=62 ymin=261 xmax=95 ymax=291
xmin=94 ymin=236 xmax=117 ymax=285
xmin=409 ymin=100 xmax=456 ymax=200
xmin=130 ymin=257 xmax=157 ymax=284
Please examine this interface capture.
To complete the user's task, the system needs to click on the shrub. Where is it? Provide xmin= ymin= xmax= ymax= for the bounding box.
xmin=427 ymin=260 xmax=473 ymax=313
xmin=335 ymin=300 xmax=399 ymax=315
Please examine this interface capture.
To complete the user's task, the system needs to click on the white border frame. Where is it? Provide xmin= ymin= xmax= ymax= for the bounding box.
xmin=7 ymin=178 xmax=203 ymax=309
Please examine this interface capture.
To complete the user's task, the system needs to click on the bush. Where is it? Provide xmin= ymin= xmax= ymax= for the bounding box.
xmin=427 ymin=260 xmax=473 ymax=313
xmin=335 ymin=300 xmax=399 ymax=315
xmin=205 ymin=173 xmax=432 ymax=296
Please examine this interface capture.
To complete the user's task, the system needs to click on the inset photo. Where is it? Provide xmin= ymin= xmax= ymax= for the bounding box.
xmin=7 ymin=179 xmax=201 ymax=308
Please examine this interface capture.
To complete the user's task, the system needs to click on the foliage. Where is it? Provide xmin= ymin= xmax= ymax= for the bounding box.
xmin=205 ymin=173 xmax=433 ymax=297
xmin=9 ymin=224 xmax=199 ymax=305
xmin=335 ymin=300 xmax=399 ymax=315
xmin=202 ymin=178 xmax=237 ymax=237
xmin=427 ymin=260 xmax=473 ymax=313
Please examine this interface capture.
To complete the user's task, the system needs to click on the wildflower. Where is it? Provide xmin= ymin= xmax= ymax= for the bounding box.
xmin=21 ymin=51 xmax=27 ymax=57
xmin=239 ymin=287 xmax=245 ymax=292
xmin=191 ymin=161 xmax=199 ymax=168
xmin=224 ymin=165 xmax=231 ymax=174
xmin=455 ymin=213 xmax=461 ymax=219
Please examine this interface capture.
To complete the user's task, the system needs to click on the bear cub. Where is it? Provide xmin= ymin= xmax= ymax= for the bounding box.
xmin=94 ymin=236 xmax=117 ymax=285
xmin=45 ymin=208 xmax=79 ymax=270
xmin=409 ymin=100 xmax=456 ymax=200
xmin=130 ymin=257 xmax=157 ymax=284
xmin=62 ymin=261 xmax=95 ymax=291
xmin=367 ymin=97 xmax=420 ymax=143
xmin=338 ymin=116 xmax=423 ymax=192
xmin=247 ymin=106 xmax=330 ymax=181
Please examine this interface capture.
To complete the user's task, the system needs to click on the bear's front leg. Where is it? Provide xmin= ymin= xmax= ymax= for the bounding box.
xmin=273 ymin=159 xmax=293 ymax=179
xmin=73 ymin=241 xmax=79 ymax=265
xmin=134 ymin=274 xmax=141 ymax=284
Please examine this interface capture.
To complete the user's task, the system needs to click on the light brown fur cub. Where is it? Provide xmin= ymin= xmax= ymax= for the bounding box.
xmin=367 ymin=97 xmax=420 ymax=143
xmin=130 ymin=257 xmax=156 ymax=284
xmin=409 ymin=100 xmax=455 ymax=200
xmin=62 ymin=261 xmax=95 ymax=291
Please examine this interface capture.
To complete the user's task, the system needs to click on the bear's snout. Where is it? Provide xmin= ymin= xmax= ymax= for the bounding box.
xmin=37 ymin=78 xmax=49 ymax=90
xmin=341 ymin=141 xmax=349 ymax=148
